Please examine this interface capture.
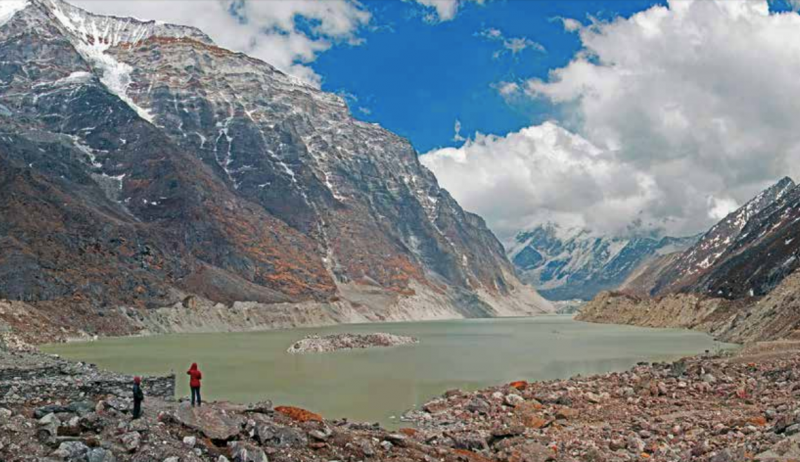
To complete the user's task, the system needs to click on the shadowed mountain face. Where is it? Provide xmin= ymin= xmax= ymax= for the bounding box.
xmin=625 ymin=177 xmax=799 ymax=299
xmin=0 ymin=0 xmax=550 ymax=338
xmin=508 ymin=223 xmax=697 ymax=301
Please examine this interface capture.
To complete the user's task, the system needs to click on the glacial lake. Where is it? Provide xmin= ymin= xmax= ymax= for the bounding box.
xmin=43 ymin=316 xmax=734 ymax=426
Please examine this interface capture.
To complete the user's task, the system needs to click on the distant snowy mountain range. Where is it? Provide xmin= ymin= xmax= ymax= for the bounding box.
xmin=507 ymin=223 xmax=698 ymax=301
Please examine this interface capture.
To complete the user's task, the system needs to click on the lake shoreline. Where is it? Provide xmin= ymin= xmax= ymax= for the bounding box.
xmin=2 ymin=337 xmax=797 ymax=461
xmin=42 ymin=316 xmax=733 ymax=428
xmin=44 ymin=313 xmax=565 ymax=348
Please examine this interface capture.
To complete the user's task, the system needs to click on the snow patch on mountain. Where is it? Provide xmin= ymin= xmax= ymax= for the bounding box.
xmin=0 ymin=0 xmax=28 ymax=28
xmin=509 ymin=222 xmax=697 ymax=301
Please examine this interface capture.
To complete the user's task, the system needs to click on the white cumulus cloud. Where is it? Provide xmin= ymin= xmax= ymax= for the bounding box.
xmin=412 ymin=0 xmax=488 ymax=22
xmin=422 ymin=122 xmax=661 ymax=241
xmin=453 ymin=0 xmax=800 ymax=240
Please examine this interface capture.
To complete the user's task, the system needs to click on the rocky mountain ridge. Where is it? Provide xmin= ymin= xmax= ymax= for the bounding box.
xmin=0 ymin=0 xmax=550 ymax=342
xmin=579 ymin=176 xmax=800 ymax=343
xmin=638 ymin=176 xmax=796 ymax=298
xmin=508 ymin=223 xmax=696 ymax=301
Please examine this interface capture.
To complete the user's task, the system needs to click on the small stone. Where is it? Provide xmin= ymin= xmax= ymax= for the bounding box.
xmin=183 ymin=435 xmax=197 ymax=447
xmin=361 ymin=441 xmax=376 ymax=457
xmin=39 ymin=413 xmax=60 ymax=426
xmin=585 ymin=392 xmax=603 ymax=404
xmin=309 ymin=430 xmax=329 ymax=441
xmin=120 ymin=431 xmax=141 ymax=452
xmin=556 ymin=407 xmax=577 ymax=420
xmin=87 ymin=448 xmax=117 ymax=462
xmin=385 ymin=433 xmax=407 ymax=445
xmin=466 ymin=397 xmax=490 ymax=414
xmin=504 ymin=394 xmax=525 ymax=407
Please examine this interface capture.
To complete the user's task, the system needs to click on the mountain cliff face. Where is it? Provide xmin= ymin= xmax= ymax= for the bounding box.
xmin=508 ymin=223 xmax=696 ymax=301
xmin=626 ymin=177 xmax=796 ymax=298
xmin=0 ymin=0 xmax=550 ymax=340
xmin=579 ymin=177 xmax=800 ymax=342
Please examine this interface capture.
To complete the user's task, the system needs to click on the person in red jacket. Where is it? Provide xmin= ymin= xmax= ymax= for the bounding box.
xmin=187 ymin=363 xmax=203 ymax=407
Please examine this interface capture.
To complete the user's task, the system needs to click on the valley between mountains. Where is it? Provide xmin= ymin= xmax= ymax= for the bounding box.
xmin=7 ymin=2 xmax=800 ymax=462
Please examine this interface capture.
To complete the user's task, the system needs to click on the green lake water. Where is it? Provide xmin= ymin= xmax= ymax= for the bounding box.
xmin=43 ymin=316 xmax=734 ymax=426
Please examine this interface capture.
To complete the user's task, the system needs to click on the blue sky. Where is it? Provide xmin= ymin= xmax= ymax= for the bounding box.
xmin=314 ymin=0 xmax=666 ymax=153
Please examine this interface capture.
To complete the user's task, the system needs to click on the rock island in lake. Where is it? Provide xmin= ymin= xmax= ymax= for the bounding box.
xmin=287 ymin=333 xmax=419 ymax=354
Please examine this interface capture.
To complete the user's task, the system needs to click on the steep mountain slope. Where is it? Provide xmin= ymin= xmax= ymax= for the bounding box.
xmin=579 ymin=177 xmax=800 ymax=342
xmin=0 ymin=0 xmax=550 ymax=341
xmin=644 ymin=177 xmax=796 ymax=297
xmin=508 ymin=223 xmax=696 ymax=300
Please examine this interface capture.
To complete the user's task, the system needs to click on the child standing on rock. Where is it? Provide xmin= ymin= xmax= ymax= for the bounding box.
xmin=187 ymin=363 xmax=203 ymax=407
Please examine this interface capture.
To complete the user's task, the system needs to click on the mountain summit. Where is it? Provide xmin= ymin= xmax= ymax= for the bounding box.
xmin=0 ymin=0 xmax=550 ymax=340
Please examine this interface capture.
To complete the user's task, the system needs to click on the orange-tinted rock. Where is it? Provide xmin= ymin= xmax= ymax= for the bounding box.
xmin=275 ymin=406 xmax=323 ymax=423
xmin=748 ymin=416 xmax=768 ymax=426
xmin=556 ymin=407 xmax=578 ymax=420
xmin=510 ymin=381 xmax=528 ymax=391
xmin=399 ymin=428 xmax=418 ymax=437
xmin=524 ymin=416 xmax=549 ymax=429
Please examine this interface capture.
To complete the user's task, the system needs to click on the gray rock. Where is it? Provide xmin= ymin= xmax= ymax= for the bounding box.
xmin=452 ymin=432 xmax=488 ymax=451
xmin=504 ymin=394 xmax=525 ymax=407
xmin=466 ymin=397 xmax=490 ymax=414
xmin=255 ymin=422 xmax=307 ymax=448
xmin=53 ymin=441 xmax=89 ymax=460
xmin=35 ymin=405 xmax=71 ymax=419
xmin=39 ymin=413 xmax=61 ymax=426
xmin=229 ymin=442 xmax=268 ymax=462
xmin=120 ymin=432 xmax=141 ymax=452
xmin=175 ymin=403 xmax=242 ymax=441
xmin=87 ymin=448 xmax=116 ymax=462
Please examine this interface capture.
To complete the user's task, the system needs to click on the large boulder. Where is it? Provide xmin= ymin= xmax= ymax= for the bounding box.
xmin=229 ymin=442 xmax=268 ymax=462
xmin=255 ymin=422 xmax=308 ymax=448
xmin=175 ymin=403 xmax=243 ymax=441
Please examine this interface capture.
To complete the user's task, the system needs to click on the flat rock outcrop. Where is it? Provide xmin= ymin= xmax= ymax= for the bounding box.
xmin=287 ymin=333 xmax=418 ymax=354
xmin=173 ymin=402 xmax=244 ymax=441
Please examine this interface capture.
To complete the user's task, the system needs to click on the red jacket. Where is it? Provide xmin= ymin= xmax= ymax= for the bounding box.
xmin=187 ymin=363 xmax=202 ymax=388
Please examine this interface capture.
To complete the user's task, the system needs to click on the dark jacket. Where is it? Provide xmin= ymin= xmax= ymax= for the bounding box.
xmin=133 ymin=383 xmax=144 ymax=403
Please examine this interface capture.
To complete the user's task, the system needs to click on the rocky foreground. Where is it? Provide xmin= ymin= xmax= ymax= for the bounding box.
xmin=286 ymin=333 xmax=419 ymax=354
xmin=6 ymin=343 xmax=800 ymax=461
xmin=403 ymin=342 xmax=800 ymax=462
